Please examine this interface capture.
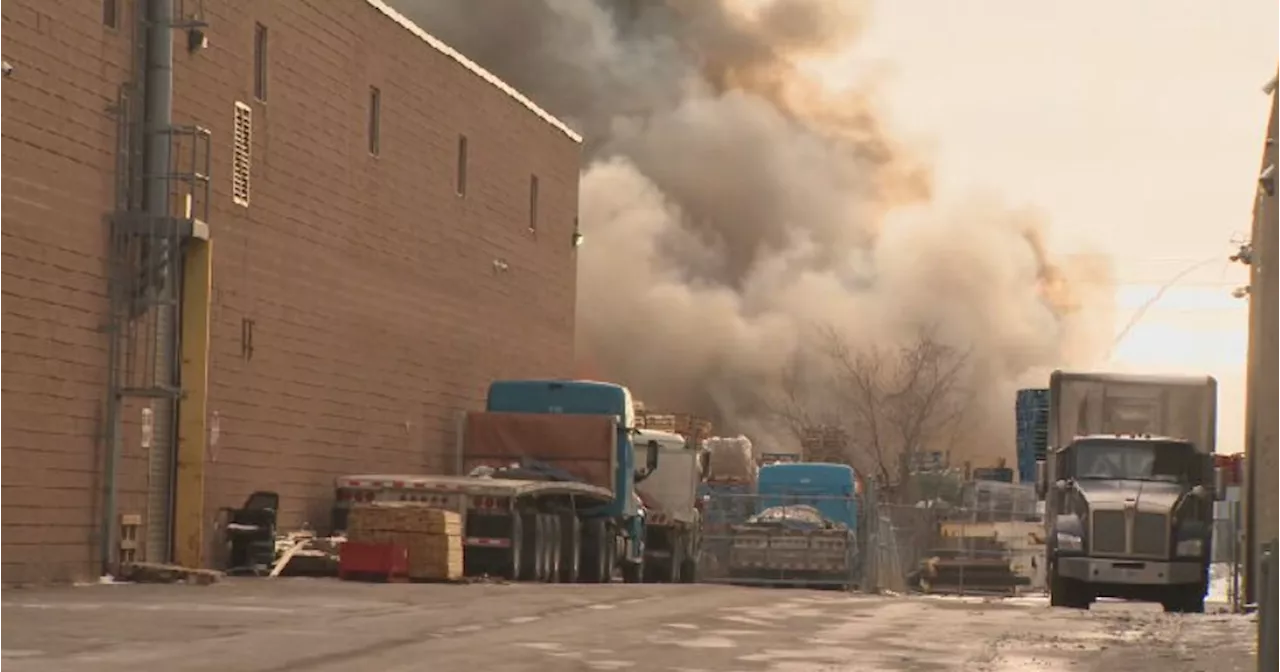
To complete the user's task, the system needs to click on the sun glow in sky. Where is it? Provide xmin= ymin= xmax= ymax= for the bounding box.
xmin=807 ymin=0 xmax=1276 ymax=452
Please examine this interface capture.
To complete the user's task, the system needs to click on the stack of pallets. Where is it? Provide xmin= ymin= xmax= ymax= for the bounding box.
xmin=345 ymin=503 xmax=464 ymax=582
xmin=1015 ymin=388 xmax=1050 ymax=484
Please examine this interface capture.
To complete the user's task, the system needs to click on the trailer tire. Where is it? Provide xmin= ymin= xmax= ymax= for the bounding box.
xmin=504 ymin=514 xmax=525 ymax=581
xmin=544 ymin=515 xmax=562 ymax=584
xmin=560 ymin=515 xmax=581 ymax=584
xmin=581 ymin=518 xmax=611 ymax=583
xmin=520 ymin=514 xmax=544 ymax=582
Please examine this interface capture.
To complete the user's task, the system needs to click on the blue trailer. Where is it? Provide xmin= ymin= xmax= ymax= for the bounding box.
xmin=334 ymin=379 xmax=659 ymax=583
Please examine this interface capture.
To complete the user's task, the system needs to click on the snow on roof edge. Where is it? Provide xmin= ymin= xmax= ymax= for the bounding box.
xmin=364 ymin=0 xmax=583 ymax=145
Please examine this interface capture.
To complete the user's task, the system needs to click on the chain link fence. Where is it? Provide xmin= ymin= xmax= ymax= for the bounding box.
xmin=697 ymin=491 xmax=864 ymax=589
xmin=858 ymin=481 xmax=1043 ymax=596
xmin=695 ymin=478 xmax=1246 ymax=605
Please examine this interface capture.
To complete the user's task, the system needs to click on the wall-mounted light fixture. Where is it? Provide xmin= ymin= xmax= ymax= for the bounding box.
xmin=1263 ymin=74 xmax=1278 ymax=95
xmin=1231 ymin=285 xmax=1252 ymax=300
xmin=571 ymin=217 xmax=584 ymax=248
xmin=1230 ymin=242 xmax=1255 ymax=265
xmin=2 ymin=61 xmax=13 ymax=77
xmin=188 ymin=27 xmax=208 ymax=53
xmin=1259 ymin=164 xmax=1276 ymax=198
xmin=492 ymin=258 xmax=510 ymax=274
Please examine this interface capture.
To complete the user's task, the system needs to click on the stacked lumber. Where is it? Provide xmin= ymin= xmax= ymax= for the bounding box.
xmin=346 ymin=503 xmax=464 ymax=581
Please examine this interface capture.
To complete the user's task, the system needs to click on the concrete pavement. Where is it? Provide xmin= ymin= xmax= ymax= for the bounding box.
xmin=1 ymin=579 xmax=1258 ymax=672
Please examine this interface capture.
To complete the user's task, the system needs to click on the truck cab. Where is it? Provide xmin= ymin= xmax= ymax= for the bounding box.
xmin=485 ymin=379 xmax=658 ymax=517
xmin=1033 ymin=371 xmax=1222 ymax=613
xmin=1040 ymin=434 xmax=1217 ymax=612
xmin=484 ymin=379 xmax=658 ymax=581
xmin=757 ymin=462 xmax=861 ymax=530
xmin=634 ymin=428 xmax=703 ymax=582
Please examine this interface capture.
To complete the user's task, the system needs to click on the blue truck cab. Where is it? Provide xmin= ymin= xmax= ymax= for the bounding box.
xmin=756 ymin=462 xmax=860 ymax=531
xmin=485 ymin=379 xmax=655 ymax=569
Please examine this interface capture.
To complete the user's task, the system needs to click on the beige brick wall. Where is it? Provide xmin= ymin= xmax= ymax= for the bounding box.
xmin=1 ymin=0 xmax=581 ymax=583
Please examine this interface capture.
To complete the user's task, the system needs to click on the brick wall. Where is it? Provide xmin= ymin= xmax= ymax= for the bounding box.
xmin=1 ymin=0 xmax=135 ymax=584
xmin=1 ymin=0 xmax=581 ymax=583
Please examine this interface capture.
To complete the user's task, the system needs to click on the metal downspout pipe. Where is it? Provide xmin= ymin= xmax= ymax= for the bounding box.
xmin=102 ymin=0 xmax=178 ymax=574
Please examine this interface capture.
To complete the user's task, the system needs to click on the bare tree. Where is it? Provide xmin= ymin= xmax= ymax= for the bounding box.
xmin=761 ymin=324 xmax=973 ymax=501
xmin=766 ymin=351 xmax=822 ymax=443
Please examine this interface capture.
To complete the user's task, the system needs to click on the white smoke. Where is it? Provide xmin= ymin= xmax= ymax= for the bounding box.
xmin=391 ymin=0 xmax=1116 ymax=462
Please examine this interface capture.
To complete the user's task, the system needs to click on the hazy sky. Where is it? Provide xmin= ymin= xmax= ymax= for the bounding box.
xmin=813 ymin=0 xmax=1277 ymax=452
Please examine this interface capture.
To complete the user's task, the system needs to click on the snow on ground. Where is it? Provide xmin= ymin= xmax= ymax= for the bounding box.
xmin=1207 ymin=562 xmax=1238 ymax=605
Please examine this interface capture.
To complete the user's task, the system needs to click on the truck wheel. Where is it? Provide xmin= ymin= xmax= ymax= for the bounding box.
xmin=667 ymin=539 xmax=684 ymax=583
xmin=600 ymin=528 xmax=617 ymax=583
xmin=560 ymin=515 xmax=581 ymax=583
xmin=1163 ymin=584 xmax=1206 ymax=614
xmin=544 ymin=515 xmax=562 ymax=583
xmin=505 ymin=514 xmax=524 ymax=581
xmin=1049 ymin=567 xmax=1091 ymax=610
xmin=679 ymin=556 xmax=698 ymax=584
xmin=622 ymin=558 xmax=644 ymax=583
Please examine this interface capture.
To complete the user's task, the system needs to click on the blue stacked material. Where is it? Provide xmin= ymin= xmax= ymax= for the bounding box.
xmin=1015 ymin=388 xmax=1051 ymax=484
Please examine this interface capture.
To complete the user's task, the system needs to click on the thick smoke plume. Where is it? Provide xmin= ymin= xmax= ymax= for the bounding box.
xmin=392 ymin=0 xmax=1115 ymax=462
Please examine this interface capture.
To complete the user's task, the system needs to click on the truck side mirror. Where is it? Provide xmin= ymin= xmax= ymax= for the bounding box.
xmin=1034 ymin=460 xmax=1047 ymax=499
xmin=635 ymin=440 xmax=660 ymax=483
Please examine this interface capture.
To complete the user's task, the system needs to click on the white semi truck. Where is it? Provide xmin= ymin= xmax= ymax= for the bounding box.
xmin=634 ymin=428 xmax=702 ymax=583
xmin=1035 ymin=370 xmax=1221 ymax=613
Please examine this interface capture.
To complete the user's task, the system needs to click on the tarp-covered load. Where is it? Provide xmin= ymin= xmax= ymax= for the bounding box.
xmin=704 ymin=435 xmax=757 ymax=483
xmin=461 ymin=411 xmax=617 ymax=491
xmin=745 ymin=505 xmax=847 ymax=531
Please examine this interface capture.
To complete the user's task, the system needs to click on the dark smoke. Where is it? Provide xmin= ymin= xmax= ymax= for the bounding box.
xmin=391 ymin=0 xmax=1115 ymax=460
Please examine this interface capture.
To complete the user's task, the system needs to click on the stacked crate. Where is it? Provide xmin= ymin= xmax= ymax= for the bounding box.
xmin=801 ymin=425 xmax=848 ymax=463
xmin=346 ymin=503 xmax=464 ymax=581
xmin=1015 ymin=388 xmax=1051 ymax=484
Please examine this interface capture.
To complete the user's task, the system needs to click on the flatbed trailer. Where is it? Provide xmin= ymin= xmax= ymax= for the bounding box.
xmin=727 ymin=522 xmax=857 ymax=589
xmin=333 ymin=379 xmax=661 ymax=584
xmin=335 ymin=473 xmax=620 ymax=582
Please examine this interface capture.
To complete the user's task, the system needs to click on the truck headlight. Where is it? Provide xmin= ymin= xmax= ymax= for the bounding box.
xmin=1176 ymin=538 xmax=1204 ymax=557
xmin=1056 ymin=532 xmax=1083 ymax=552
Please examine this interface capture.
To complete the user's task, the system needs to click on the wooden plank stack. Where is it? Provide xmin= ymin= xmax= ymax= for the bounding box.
xmin=346 ymin=503 xmax=464 ymax=581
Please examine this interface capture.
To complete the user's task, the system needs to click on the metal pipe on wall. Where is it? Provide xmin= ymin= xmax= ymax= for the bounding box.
xmin=142 ymin=0 xmax=180 ymax=565
xmin=102 ymin=0 xmax=180 ymax=573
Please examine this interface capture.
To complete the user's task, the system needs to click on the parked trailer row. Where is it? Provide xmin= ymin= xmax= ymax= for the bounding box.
xmin=332 ymin=378 xmax=699 ymax=584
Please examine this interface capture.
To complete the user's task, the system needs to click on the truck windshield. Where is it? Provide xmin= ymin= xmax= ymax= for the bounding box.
xmin=1073 ymin=439 xmax=1197 ymax=483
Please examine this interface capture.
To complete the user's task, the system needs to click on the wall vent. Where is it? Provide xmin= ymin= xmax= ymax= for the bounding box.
xmin=232 ymin=101 xmax=252 ymax=207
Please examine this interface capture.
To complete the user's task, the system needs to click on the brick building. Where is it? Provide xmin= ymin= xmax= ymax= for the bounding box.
xmin=1 ymin=0 xmax=582 ymax=584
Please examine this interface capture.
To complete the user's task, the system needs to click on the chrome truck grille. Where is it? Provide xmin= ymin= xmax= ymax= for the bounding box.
xmin=1090 ymin=510 xmax=1169 ymax=557
xmin=1132 ymin=513 xmax=1169 ymax=556
xmin=1091 ymin=511 xmax=1127 ymax=554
